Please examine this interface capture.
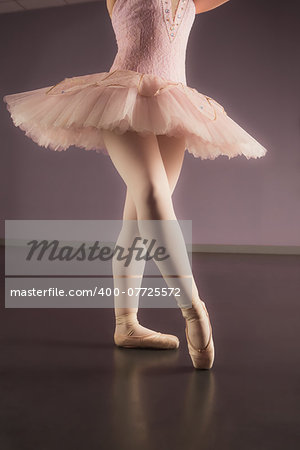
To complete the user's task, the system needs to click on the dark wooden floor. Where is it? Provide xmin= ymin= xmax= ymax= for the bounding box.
xmin=1 ymin=248 xmax=299 ymax=450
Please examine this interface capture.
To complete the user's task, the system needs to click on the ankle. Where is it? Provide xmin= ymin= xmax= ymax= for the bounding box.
xmin=181 ymin=305 xmax=199 ymax=322
xmin=180 ymin=298 xmax=208 ymax=322
xmin=115 ymin=312 xmax=140 ymax=336
xmin=115 ymin=311 xmax=139 ymax=326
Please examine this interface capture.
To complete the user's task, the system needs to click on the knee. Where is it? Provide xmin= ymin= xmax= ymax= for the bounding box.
xmin=133 ymin=181 xmax=174 ymax=219
xmin=138 ymin=182 xmax=166 ymax=209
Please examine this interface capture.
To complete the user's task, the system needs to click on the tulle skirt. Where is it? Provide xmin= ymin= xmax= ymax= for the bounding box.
xmin=3 ymin=69 xmax=267 ymax=160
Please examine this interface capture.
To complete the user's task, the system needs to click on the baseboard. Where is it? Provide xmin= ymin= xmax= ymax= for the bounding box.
xmin=0 ymin=238 xmax=299 ymax=255
xmin=191 ymin=244 xmax=300 ymax=255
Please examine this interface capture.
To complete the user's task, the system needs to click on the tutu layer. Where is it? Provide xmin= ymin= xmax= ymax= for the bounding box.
xmin=3 ymin=69 xmax=267 ymax=160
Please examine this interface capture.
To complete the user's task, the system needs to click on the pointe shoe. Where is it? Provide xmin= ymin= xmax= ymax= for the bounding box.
xmin=182 ymin=301 xmax=215 ymax=370
xmin=114 ymin=332 xmax=179 ymax=349
xmin=114 ymin=312 xmax=179 ymax=350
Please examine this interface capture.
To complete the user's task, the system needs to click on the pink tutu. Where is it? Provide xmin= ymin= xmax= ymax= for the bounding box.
xmin=3 ymin=69 xmax=267 ymax=160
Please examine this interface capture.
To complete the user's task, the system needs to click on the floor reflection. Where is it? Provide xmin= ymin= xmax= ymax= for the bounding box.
xmin=111 ymin=347 xmax=216 ymax=449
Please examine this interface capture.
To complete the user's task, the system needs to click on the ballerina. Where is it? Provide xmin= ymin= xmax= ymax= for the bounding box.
xmin=3 ymin=0 xmax=267 ymax=369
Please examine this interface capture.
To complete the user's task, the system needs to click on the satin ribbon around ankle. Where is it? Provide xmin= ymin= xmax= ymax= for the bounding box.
xmin=115 ymin=312 xmax=139 ymax=326
xmin=181 ymin=300 xmax=209 ymax=322
xmin=181 ymin=306 xmax=199 ymax=321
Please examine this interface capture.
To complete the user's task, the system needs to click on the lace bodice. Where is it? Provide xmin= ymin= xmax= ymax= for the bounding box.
xmin=109 ymin=0 xmax=196 ymax=85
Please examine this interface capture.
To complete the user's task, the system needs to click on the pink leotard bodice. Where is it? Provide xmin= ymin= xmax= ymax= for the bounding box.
xmin=109 ymin=0 xmax=196 ymax=85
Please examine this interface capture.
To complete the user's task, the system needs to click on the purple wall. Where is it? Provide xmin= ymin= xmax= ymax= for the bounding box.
xmin=1 ymin=0 xmax=299 ymax=245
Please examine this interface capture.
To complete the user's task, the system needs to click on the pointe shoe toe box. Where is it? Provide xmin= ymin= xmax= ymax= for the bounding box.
xmin=187 ymin=339 xmax=215 ymax=370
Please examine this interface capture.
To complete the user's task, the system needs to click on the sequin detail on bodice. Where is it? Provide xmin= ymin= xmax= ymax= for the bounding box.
xmin=109 ymin=0 xmax=196 ymax=85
